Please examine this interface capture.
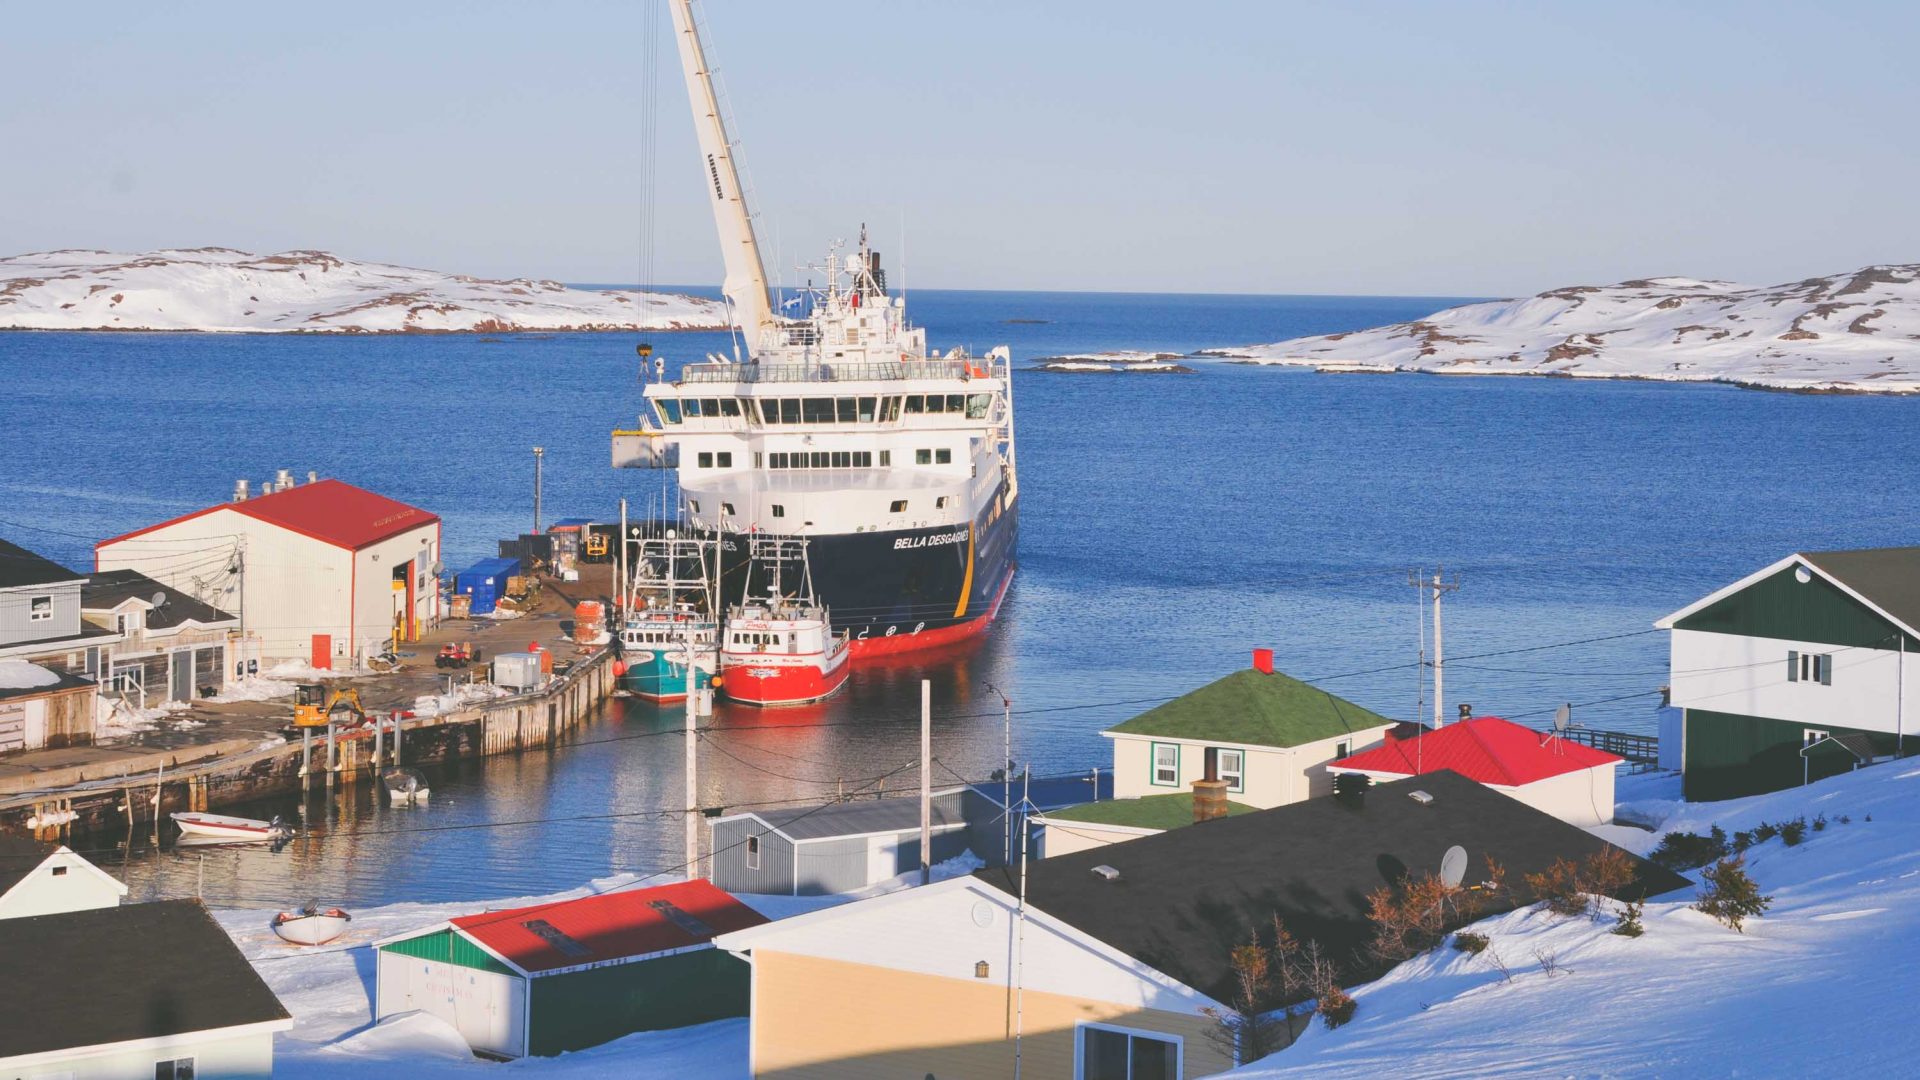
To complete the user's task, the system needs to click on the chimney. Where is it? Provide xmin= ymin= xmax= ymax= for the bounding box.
xmin=276 ymin=468 xmax=293 ymax=491
xmin=233 ymin=479 xmax=249 ymax=503
xmin=262 ymin=477 xmax=274 ymax=496
xmin=1458 ymin=703 xmax=1472 ymax=723
xmin=1192 ymin=747 xmax=1230 ymax=824
xmin=307 ymin=470 xmax=319 ymax=485
xmin=1252 ymin=648 xmax=1274 ymax=675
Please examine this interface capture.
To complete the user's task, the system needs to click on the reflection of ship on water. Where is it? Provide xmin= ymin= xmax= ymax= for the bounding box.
xmin=613 ymin=0 xmax=1018 ymax=659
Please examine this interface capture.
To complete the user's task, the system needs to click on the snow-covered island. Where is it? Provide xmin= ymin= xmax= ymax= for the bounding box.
xmin=1030 ymin=351 xmax=1196 ymax=374
xmin=1209 ymin=264 xmax=1920 ymax=394
xmin=0 ymin=248 xmax=729 ymax=333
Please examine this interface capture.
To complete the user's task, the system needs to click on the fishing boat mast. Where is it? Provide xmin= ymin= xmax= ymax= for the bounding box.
xmin=669 ymin=0 xmax=777 ymax=358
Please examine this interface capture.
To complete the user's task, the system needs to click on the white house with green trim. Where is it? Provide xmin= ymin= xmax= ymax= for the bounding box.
xmin=1039 ymin=791 xmax=1259 ymax=857
xmin=1656 ymin=547 xmax=1920 ymax=801
xmin=1100 ymin=654 xmax=1397 ymax=809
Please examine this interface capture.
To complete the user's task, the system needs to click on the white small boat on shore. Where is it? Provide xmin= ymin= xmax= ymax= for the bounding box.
xmin=172 ymin=811 xmax=293 ymax=843
xmin=271 ymin=904 xmax=352 ymax=946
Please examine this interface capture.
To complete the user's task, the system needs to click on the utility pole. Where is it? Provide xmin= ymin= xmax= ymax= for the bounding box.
xmin=1411 ymin=569 xmax=1461 ymax=727
xmin=532 ymin=446 xmax=545 ymax=534
xmin=986 ymin=682 xmax=1013 ymax=865
xmin=684 ymin=617 xmax=700 ymax=880
xmin=920 ymin=678 xmax=932 ymax=886
xmin=618 ymin=498 xmax=629 ymax=622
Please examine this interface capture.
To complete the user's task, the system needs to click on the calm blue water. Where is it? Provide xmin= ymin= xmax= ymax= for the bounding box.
xmin=5 ymin=289 xmax=1918 ymax=907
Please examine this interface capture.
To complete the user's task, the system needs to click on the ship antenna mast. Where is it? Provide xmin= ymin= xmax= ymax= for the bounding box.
xmin=669 ymin=0 xmax=776 ymax=359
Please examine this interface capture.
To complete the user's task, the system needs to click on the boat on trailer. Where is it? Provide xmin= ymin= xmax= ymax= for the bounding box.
xmin=718 ymin=538 xmax=851 ymax=707
xmin=271 ymin=903 xmax=352 ymax=946
xmin=172 ymin=812 xmax=293 ymax=843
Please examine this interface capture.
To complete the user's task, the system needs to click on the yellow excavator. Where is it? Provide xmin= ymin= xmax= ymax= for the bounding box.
xmin=292 ymin=684 xmax=366 ymax=728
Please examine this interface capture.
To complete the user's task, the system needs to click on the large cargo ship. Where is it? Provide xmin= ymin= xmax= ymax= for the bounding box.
xmin=613 ymin=0 xmax=1017 ymax=658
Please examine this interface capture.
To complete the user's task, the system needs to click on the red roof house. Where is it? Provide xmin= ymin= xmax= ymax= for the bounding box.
xmin=1330 ymin=716 xmax=1622 ymax=827
xmin=97 ymin=479 xmax=437 ymax=552
xmin=374 ymin=879 xmax=768 ymax=1058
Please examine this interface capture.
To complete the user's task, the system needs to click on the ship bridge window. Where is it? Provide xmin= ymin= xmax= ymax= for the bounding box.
xmin=655 ymin=399 xmax=682 ymax=424
xmin=836 ymin=398 xmax=858 ymax=423
xmin=703 ymin=398 xmax=722 ymax=416
xmin=946 ymin=394 xmax=966 ymax=413
xmin=684 ymin=399 xmax=702 ymax=418
xmin=922 ymin=395 xmax=945 ymax=415
xmin=968 ymin=394 xmax=991 ymax=419
xmin=884 ymin=396 xmax=902 ymax=422
xmin=859 ymin=396 xmax=877 ymax=422
xmin=904 ymin=395 xmax=924 ymax=414
xmin=779 ymin=399 xmax=801 ymax=424
xmin=721 ymin=399 xmax=742 ymax=418
xmin=803 ymin=398 xmax=834 ymax=424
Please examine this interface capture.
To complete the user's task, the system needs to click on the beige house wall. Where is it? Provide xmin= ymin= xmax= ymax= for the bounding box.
xmin=749 ymin=950 xmax=1234 ymax=1079
xmin=1110 ymin=726 xmax=1392 ymax=809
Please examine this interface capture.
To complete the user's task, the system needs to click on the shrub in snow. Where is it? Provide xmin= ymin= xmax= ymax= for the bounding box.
xmin=1650 ymin=826 xmax=1729 ymax=871
xmin=1452 ymin=931 xmax=1490 ymax=954
xmin=1525 ymin=848 xmax=1635 ymax=919
xmin=1812 ymin=813 xmax=1828 ymax=832
xmin=1695 ymin=856 xmax=1772 ymax=933
xmin=1365 ymin=857 xmax=1506 ymax=964
xmin=1780 ymin=817 xmax=1808 ymax=846
xmin=1751 ymin=821 xmax=1780 ymax=844
xmin=1202 ymin=915 xmax=1330 ymax=1063
xmin=1317 ymin=984 xmax=1357 ymax=1030
xmin=1612 ymin=899 xmax=1645 ymax=938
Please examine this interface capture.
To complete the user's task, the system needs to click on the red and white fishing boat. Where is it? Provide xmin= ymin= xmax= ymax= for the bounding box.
xmin=272 ymin=904 xmax=353 ymax=946
xmin=719 ymin=539 xmax=851 ymax=707
xmin=171 ymin=811 xmax=293 ymax=843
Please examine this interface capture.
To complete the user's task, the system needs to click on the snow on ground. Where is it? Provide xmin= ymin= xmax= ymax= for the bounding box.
xmin=1210 ymin=264 xmax=1920 ymax=394
xmin=95 ymin=699 xmax=191 ymax=738
xmin=0 ymin=659 xmax=61 ymax=689
xmin=206 ymin=676 xmax=300 ymax=704
xmin=265 ymin=660 xmax=373 ymax=681
xmin=1029 ymin=351 xmax=1196 ymax=373
xmin=1231 ymin=759 xmax=1920 ymax=1077
xmin=0 ymin=248 xmax=728 ymax=333
xmin=229 ymin=854 xmax=984 ymax=1077
xmin=410 ymin=680 xmax=513 ymax=718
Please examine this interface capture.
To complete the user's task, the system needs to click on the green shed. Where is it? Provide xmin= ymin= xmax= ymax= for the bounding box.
xmin=373 ymin=879 xmax=766 ymax=1058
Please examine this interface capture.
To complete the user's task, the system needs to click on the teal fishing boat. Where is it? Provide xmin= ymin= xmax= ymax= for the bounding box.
xmin=616 ymin=531 xmax=719 ymax=704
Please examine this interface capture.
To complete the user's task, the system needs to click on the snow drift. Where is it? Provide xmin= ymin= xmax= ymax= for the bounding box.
xmin=0 ymin=248 xmax=729 ymax=333
xmin=1213 ymin=265 xmax=1920 ymax=394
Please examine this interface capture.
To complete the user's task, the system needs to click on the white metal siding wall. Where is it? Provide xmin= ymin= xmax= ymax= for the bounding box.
xmin=376 ymin=949 xmax=527 ymax=1059
xmin=351 ymin=524 xmax=439 ymax=656
xmin=4 ymin=1029 xmax=278 ymax=1079
xmin=0 ymin=853 xmax=123 ymax=920
xmin=1669 ymin=628 xmax=1917 ymax=736
xmin=1496 ymin=768 xmax=1616 ymax=829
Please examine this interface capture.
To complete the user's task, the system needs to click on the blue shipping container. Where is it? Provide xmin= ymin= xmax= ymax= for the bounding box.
xmin=455 ymin=557 xmax=521 ymax=615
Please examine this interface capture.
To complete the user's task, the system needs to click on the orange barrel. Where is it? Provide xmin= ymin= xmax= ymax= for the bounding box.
xmin=574 ymin=600 xmax=605 ymax=644
xmin=539 ymin=648 xmax=554 ymax=674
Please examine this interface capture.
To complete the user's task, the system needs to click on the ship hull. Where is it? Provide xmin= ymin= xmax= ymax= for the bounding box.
xmin=716 ymin=486 xmax=1018 ymax=659
xmin=719 ymin=649 xmax=851 ymax=706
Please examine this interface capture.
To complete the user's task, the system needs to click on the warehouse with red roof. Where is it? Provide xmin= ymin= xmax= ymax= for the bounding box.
xmin=373 ymin=879 xmax=767 ymax=1059
xmin=1328 ymin=715 xmax=1621 ymax=827
xmin=95 ymin=475 xmax=441 ymax=669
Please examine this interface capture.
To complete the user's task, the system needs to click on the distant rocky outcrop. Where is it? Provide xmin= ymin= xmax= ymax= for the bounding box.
xmin=1206 ymin=265 xmax=1920 ymax=394
xmin=0 ymin=248 xmax=729 ymax=333
xmin=1029 ymin=351 xmax=1196 ymax=374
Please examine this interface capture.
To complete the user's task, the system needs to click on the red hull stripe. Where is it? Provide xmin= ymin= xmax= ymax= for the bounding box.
xmin=721 ymin=660 xmax=850 ymax=706
xmin=845 ymin=567 xmax=1014 ymax=660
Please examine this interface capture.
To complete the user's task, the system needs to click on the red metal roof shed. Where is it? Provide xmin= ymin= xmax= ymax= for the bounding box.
xmin=96 ymin=479 xmax=438 ymax=553
xmin=1331 ymin=716 xmax=1621 ymax=787
xmin=452 ymin=879 xmax=769 ymax=974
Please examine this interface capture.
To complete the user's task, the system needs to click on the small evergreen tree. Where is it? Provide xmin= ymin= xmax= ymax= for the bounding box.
xmin=1611 ymin=899 xmax=1645 ymax=938
xmin=1695 ymin=856 xmax=1772 ymax=932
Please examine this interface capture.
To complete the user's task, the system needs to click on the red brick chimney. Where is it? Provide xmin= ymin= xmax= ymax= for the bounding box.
xmin=1252 ymin=648 xmax=1274 ymax=675
xmin=1193 ymin=747 xmax=1229 ymax=823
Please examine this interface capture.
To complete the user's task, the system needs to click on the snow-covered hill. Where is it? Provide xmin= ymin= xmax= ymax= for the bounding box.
xmin=0 ymin=248 xmax=728 ymax=333
xmin=1233 ymin=762 xmax=1920 ymax=1077
xmin=1212 ymin=265 xmax=1920 ymax=394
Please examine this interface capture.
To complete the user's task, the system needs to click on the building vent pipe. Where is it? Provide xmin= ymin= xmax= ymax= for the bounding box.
xmin=276 ymin=468 xmax=293 ymax=491
xmin=307 ymin=470 xmax=319 ymax=484
xmin=233 ymin=479 xmax=249 ymax=503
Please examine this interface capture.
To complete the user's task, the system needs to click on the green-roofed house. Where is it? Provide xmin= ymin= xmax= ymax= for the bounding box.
xmin=1099 ymin=650 xmax=1397 ymax=810
xmin=1037 ymin=791 xmax=1261 ymax=856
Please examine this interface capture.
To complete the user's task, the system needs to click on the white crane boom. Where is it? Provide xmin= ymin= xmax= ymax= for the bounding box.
xmin=669 ymin=0 xmax=776 ymax=357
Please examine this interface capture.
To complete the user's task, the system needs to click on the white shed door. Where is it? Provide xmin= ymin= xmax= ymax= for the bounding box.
xmin=387 ymin=957 xmax=525 ymax=1058
xmin=867 ymin=834 xmax=900 ymax=883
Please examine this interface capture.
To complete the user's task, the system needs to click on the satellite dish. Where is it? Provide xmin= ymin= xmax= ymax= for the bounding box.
xmin=1440 ymin=845 xmax=1468 ymax=889
xmin=1552 ymin=703 xmax=1571 ymax=732
xmin=150 ymin=591 xmax=169 ymax=608
xmin=430 ymin=560 xmax=445 ymax=576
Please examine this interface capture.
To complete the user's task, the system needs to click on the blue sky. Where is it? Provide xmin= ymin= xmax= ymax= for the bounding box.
xmin=3 ymin=1 xmax=1915 ymax=296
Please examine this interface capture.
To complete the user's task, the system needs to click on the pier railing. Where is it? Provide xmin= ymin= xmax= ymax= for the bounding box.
xmin=678 ymin=359 xmax=993 ymax=384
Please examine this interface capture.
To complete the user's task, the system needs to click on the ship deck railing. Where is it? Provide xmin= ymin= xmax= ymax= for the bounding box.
xmin=678 ymin=359 xmax=999 ymax=385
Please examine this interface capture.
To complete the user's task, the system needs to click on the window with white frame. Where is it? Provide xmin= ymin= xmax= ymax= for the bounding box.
xmin=30 ymin=595 xmax=52 ymax=621
xmin=1216 ymin=748 xmax=1245 ymax=792
xmin=155 ymin=1058 xmax=197 ymax=1080
xmin=1151 ymin=743 xmax=1179 ymax=787
xmin=1804 ymin=728 xmax=1830 ymax=748
xmin=746 ymin=833 xmax=761 ymax=870
xmin=1787 ymin=650 xmax=1833 ymax=686
xmin=1078 ymin=1022 xmax=1180 ymax=1080
xmin=1336 ymin=739 xmax=1352 ymax=760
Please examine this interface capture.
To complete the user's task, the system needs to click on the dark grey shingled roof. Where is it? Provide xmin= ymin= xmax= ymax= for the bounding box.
xmin=1801 ymin=547 xmax=1920 ymax=634
xmin=0 ymin=833 xmax=59 ymax=899
xmin=0 ymin=668 xmax=95 ymax=704
xmin=0 ymin=537 xmax=85 ymax=591
xmin=975 ymin=771 xmax=1688 ymax=1004
xmin=0 ymin=899 xmax=290 ymax=1058
xmin=754 ymin=794 xmax=966 ymax=842
xmin=82 ymin=569 xmax=236 ymax=630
